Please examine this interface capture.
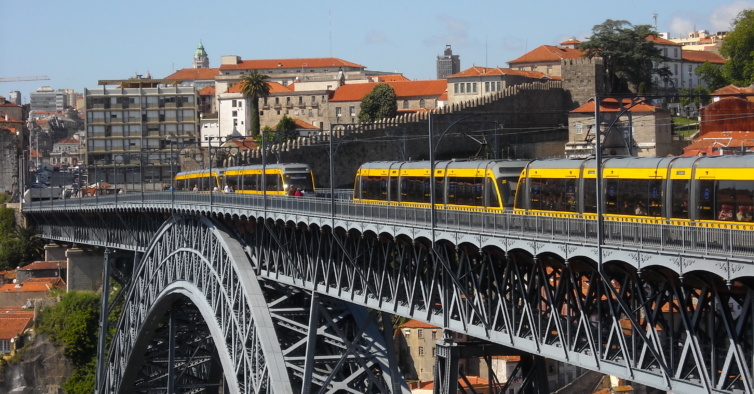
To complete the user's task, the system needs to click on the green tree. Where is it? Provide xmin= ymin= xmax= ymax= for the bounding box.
xmin=358 ymin=83 xmax=397 ymax=122
xmin=254 ymin=116 xmax=299 ymax=145
xmin=580 ymin=20 xmax=670 ymax=93
xmin=679 ymin=87 xmax=692 ymax=106
xmin=696 ymin=61 xmax=728 ymax=91
xmin=720 ymin=9 xmax=754 ymax=85
xmin=239 ymin=71 xmax=271 ymax=137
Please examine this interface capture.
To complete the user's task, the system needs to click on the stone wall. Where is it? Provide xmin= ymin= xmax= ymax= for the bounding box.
xmin=234 ymin=81 xmax=571 ymax=188
xmin=0 ymin=128 xmax=19 ymax=197
xmin=560 ymin=58 xmax=606 ymax=109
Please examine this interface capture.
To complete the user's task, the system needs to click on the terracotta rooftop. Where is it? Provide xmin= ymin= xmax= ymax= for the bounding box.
xmin=559 ymin=39 xmax=582 ymax=46
xmin=370 ymin=74 xmax=411 ymax=82
xmin=22 ymin=277 xmax=66 ymax=286
xmin=0 ymin=277 xmax=64 ymax=293
xmin=198 ymin=85 xmax=216 ymax=95
xmin=29 ymin=148 xmax=41 ymax=158
xmin=227 ymin=138 xmax=258 ymax=151
xmin=683 ymin=131 xmax=754 ymax=156
xmin=220 ymin=57 xmax=365 ymax=71
xmin=225 ymin=81 xmax=290 ymax=94
xmin=329 ymin=80 xmax=447 ymax=102
xmin=508 ymin=45 xmax=584 ymax=64
xmin=164 ymin=68 xmax=220 ymax=80
xmin=571 ymin=98 xmax=661 ymax=114
xmin=272 ymin=118 xmax=319 ymax=130
xmin=399 ymin=319 xmax=439 ymax=329
xmin=0 ymin=113 xmax=23 ymax=123
xmin=0 ymin=316 xmax=33 ymax=340
xmin=55 ymin=138 xmax=79 ymax=145
xmin=682 ymin=50 xmax=726 ymax=64
xmin=711 ymin=84 xmax=754 ymax=97
xmin=646 ymin=34 xmax=682 ymax=46
xmin=0 ymin=270 xmax=16 ymax=280
xmin=447 ymin=66 xmax=560 ymax=80
xmin=421 ymin=376 xmax=490 ymax=390
xmin=19 ymin=261 xmax=67 ymax=271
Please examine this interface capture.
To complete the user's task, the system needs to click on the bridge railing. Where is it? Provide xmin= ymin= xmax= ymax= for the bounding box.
xmin=23 ymin=192 xmax=754 ymax=259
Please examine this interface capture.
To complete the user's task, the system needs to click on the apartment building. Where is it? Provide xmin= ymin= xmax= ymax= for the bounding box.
xmin=84 ymin=78 xmax=198 ymax=184
xmin=446 ymin=66 xmax=557 ymax=106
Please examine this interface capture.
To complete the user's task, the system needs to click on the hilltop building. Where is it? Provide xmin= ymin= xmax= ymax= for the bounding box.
xmin=663 ymin=30 xmax=726 ymax=54
xmin=437 ymin=45 xmax=461 ymax=79
xmin=507 ymin=40 xmax=584 ymax=77
xmin=446 ymin=66 xmax=558 ymax=106
xmin=193 ymin=41 xmax=209 ymax=69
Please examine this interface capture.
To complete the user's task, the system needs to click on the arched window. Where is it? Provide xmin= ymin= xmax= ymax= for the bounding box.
xmin=403 ymin=100 xmax=409 ymax=109
xmin=419 ymin=99 xmax=425 ymax=108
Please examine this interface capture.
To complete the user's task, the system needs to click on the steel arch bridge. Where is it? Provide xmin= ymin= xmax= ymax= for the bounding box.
xmin=24 ymin=193 xmax=754 ymax=394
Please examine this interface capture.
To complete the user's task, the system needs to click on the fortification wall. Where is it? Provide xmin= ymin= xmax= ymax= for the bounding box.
xmin=233 ymin=81 xmax=571 ymax=188
xmin=561 ymin=58 xmax=606 ymax=109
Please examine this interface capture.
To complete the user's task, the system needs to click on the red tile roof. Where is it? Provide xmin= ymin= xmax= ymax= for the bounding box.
xmin=447 ymin=66 xmax=559 ymax=80
xmin=199 ymin=85 xmax=216 ymax=96
xmin=272 ymin=119 xmax=318 ymax=130
xmin=220 ymin=57 xmax=365 ymax=71
xmin=682 ymin=50 xmax=726 ymax=64
xmin=329 ymin=80 xmax=446 ymax=102
xmin=560 ymin=39 xmax=582 ymax=46
xmin=571 ymin=98 xmax=661 ymax=113
xmin=227 ymin=138 xmax=258 ymax=151
xmin=0 ymin=277 xmax=64 ymax=293
xmin=370 ymin=74 xmax=411 ymax=82
xmin=164 ymin=68 xmax=220 ymax=80
xmin=29 ymin=148 xmax=41 ymax=158
xmin=226 ymin=81 xmax=290 ymax=94
xmin=56 ymin=138 xmax=79 ymax=145
xmin=0 ymin=316 xmax=33 ymax=340
xmin=711 ymin=84 xmax=754 ymax=97
xmin=438 ymin=92 xmax=448 ymax=101
xmin=508 ymin=45 xmax=584 ymax=64
xmin=0 ymin=270 xmax=16 ymax=280
xmin=421 ymin=376 xmax=490 ymax=390
xmin=0 ymin=113 xmax=23 ymax=123
xmin=683 ymin=131 xmax=754 ymax=156
xmin=399 ymin=319 xmax=439 ymax=329
xmin=646 ymin=34 xmax=681 ymax=46
xmin=19 ymin=261 xmax=67 ymax=271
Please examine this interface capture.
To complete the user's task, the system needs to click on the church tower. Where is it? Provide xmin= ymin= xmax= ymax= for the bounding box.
xmin=193 ymin=41 xmax=209 ymax=69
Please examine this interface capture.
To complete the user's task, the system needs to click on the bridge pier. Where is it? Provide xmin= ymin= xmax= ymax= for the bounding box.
xmin=44 ymin=242 xmax=67 ymax=261
xmin=65 ymin=246 xmax=103 ymax=291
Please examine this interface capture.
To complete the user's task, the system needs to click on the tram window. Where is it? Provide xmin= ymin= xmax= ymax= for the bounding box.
xmin=389 ymin=176 xmax=398 ymax=201
xmin=404 ymin=176 xmax=426 ymax=203
xmin=583 ymin=180 xmax=597 ymax=213
xmin=487 ymin=178 xmax=500 ymax=208
xmin=514 ymin=178 xmax=526 ymax=209
xmin=226 ymin=175 xmax=239 ymax=190
xmin=265 ymin=174 xmax=280 ymax=191
xmin=435 ymin=177 xmax=445 ymax=204
xmin=605 ymin=180 xmax=618 ymax=214
xmin=176 ymin=179 xmax=185 ymax=190
xmin=697 ymin=180 xmax=714 ymax=220
xmin=671 ymin=180 xmax=690 ymax=219
xmin=244 ymin=174 xmax=258 ymax=191
xmin=529 ymin=178 xmax=570 ymax=211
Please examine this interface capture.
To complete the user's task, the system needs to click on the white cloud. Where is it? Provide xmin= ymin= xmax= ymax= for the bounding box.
xmin=669 ymin=17 xmax=695 ymax=37
xmin=365 ymin=31 xmax=389 ymax=44
xmin=711 ymin=1 xmax=754 ymax=31
xmin=423 ymin=15 xmax=476 ymax=48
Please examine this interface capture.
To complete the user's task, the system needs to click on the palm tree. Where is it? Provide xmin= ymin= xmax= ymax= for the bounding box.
xmin=239 ymin=70 xmax=271 ymax=137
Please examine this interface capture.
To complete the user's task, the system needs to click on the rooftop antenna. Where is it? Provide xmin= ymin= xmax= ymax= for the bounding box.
xmin=329 ymin=10 xmax=332 ymax=57
xmin=652 ymin=13 xmax=658 ymax=30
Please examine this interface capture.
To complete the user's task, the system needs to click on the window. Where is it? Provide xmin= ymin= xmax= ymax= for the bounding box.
xmin=431 ymin=330 xmax=437 ymax=339
xmin=275 ymin=97 xmax=280 ymax=105
xmin=336 ymin=107 xmax=342 ymax=117
xmin=298 ymin=96 xmax=303 ymax=104
xmin=403 ymin=100 xmax=409 ymax=109
xmin=419 ymin=99 xmax=425 ymax=108
xmin=466 ymin=83 xmax=471 ymax=92
xmin=349 ymin=106 xmax=355 ymax=116
xmin=576 ymin=122 xmax=583 ymax=135
xmin=311 ymin=96 xmax=316 ymax=104
xmin=485 ymin=82 xmax=490 ymax=92
xmin=418 ymin=329 xmax=423 ymax=338
xmin=674 ymin=48 xmax=678 ymax=58
xmin=460 ymin=83 xmax=465 ymax=93
xmin=432 ymin=347 xmax=436 ymax=357
xmin=232 ymin=100 xmax=237 ymax=107
xmin=472 ymin=83 xmax=477 ymax=93
xmin=418 ymin=346 xmax=424 ymax=356
xmin=497 ymin=82 xmax=501 ymax=91
xmin=454 ymin=83 xmax=459 ymax=93
xmin=232 ymin=111 xmax=238 ymax=117
xmin=308 ymin=109 xmax=313 ymax=117
xmin=286 ymin=97 xmax=291 ymax=105
xmin=233 ymin=119 xmax=238 ymax=126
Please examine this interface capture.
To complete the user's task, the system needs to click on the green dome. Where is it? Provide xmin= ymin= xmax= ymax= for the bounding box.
xmin=195 ymin=41 xmax=207 ymax=57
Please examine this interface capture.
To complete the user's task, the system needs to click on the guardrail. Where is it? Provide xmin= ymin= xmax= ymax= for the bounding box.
xmin=22 ymin=191 xmax=754 ymax=259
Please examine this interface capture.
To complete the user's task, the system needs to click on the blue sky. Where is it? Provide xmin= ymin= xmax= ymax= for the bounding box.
xmin=1 ymin=0 xmax=750 ymax=103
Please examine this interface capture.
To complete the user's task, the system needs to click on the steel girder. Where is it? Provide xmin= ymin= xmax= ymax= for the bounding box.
xmin=243 ymin=218 xmax=754 ymax=394
xmin=103 ymin=215 xmax=292 ymax=394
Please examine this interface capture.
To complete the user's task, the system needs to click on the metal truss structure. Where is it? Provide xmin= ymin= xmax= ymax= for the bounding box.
xmin=23 ymin=194 xmax=754 ymax=394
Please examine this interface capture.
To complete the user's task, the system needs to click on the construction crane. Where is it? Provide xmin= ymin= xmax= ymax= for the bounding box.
xmin=0 ymin=76 xmax=50 ymax=83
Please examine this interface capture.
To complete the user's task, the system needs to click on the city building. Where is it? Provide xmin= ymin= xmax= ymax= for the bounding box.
xmin=16 ymin=260 xmax=67 ymax=283
xmin=565 ymin=98 xmax=673 ymax=158
xmin=0 ymin=95 xmax=25 ymax=122
xmin=164 ymin=67 xmax=219 ymax=89
xmin=663 ymin=30 xmax=727 ymax=53
xmin=30 ymin=86 xmax=72 ymax=113
xmin=437 ymin=44 xmax=461 ymax=79
xmin=84 ymin=78 xmax=199 ymax=185
xmin=0 ymin=277 xmax=65 ymax=307
xmin=49 ymin=138 xmax=80 ymax=167
xmin=328 ymin=80 xmax=447 ymax=124
xmin=8 ymin=91 xmax=21 ymax=105
xmin=394 ymin=320 xmax=469 ymax=382
xmin=0 ymin=308 xmax=33 ymax=355
xmin=446 ymin=66 xmax=557 ymax=105
xmin=215 ymin=56 xmax=367 ymax=96
xmin=507 ymin=41 xmax=584 ymax=77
